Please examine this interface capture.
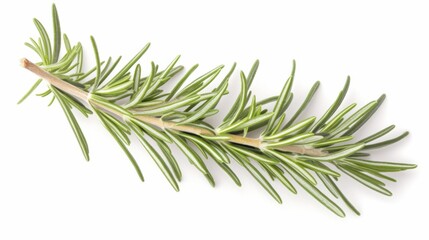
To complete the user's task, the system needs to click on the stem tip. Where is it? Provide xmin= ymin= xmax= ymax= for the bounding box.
xmin=21 ymin=58 xmax=30 ymax=68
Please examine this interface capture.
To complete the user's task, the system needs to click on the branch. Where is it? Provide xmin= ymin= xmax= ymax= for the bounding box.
xmin=21 ymin=58 xmax=327 ymax=157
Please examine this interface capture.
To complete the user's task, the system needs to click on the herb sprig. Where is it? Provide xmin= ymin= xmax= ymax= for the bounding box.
xmin=19 ymin=4 xmax=416 ymax=217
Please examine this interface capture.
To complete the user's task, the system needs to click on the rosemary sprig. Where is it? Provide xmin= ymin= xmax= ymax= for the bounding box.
xmin=19 ymin=4 xmax=416 ymax=217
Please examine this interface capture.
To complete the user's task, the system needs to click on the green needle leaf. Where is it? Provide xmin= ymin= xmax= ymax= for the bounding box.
xmin=132 ymin=64 xmax=141 ymax=93
xmin=266 ymin=150 xmax=317 ymax=185
xmin=125 ymin=62 xmax=156 ymax=109
xmin=218 ymin=112 xmax=274 ymax=134
xmin=89 ymin=94 xmax=131 ymax=116
xmin=51 ymin=4 xmax=61 ymax=63
xmin=337 ymin=164 xmax=392 ymax=196
xmin=264 ymin=60 xmax=295 ymax=135
xmin=316 ymin=172 xmax=339 ymax=198
xmin=128 ymin=117 xmax=171 ymax=143
xmin=51 ymin=87 xmax=89 ymax=161
xmin=329 ymin=101 xmax=378 ymax=136
xmin=224 ymin=62 xmax=257 ymax=122
xmin=263 ymin=163 xmax=297 ymax=194
xmin=176 ymin=65 xmax=224 ymax=98
xmin=98 ymin=110 xmax=130 ymax=145
xmin=264 ymin=116 xmax=316 ymax=141
xmin=297 ymin=160 xmax=341 ymax=177
xmin=312 ymin=136 xmax=353 ymax=148
xmin=214 ymin=161 xmax=241 ymax=186
xmin=100 ymin=56 xmax=122 ymax=84
xmin=58 ymin=90 xmax=92 ymax=117
xmin=33 ymin=18 xmax=52 ymax=64
xmin=264 ymin=133 xmax=315 ymax=148
xmin=109 ymin=43 xmax=151 ymax=84
xmin=153 ymin=138 xmax=182 ymax=181
xmin=343 ymin=94 xmax=386 ymax=136
xmin=228 ymin=71 xmax=248 ymax=124
xmin=358 ymin=125 xmax=395 ymax=143
xmin=241 ymin=158 xmax=282 ymax=204
xmin=129 ymin=123 xmax=179 ymax=191
xmin=94 ymin=109 xmax=144 ymax=182
xmin=283 ymin=164 xmax=345 ymax=217
xmin=17 ymin=79 xmax=42 ymax=104
xmin=26 ymin=39 xmax=44 ymax=57
xmin=90 ymin=36 xmax=101 ymax=91
xmin=299 ymin=143 xmax=365 ymax=162
xmin=146 ymin=56 xmax=181 ymax=96
xmin=166 ymin=64 xmax=199 ymax=101
xmin=340 ymin=161 xmax=397 ymax=182
xmin=316 ymin=171 xmax=360 ymax=215
xmin=311 ymin=77 xmax=350 ymax=133
xmin=135 ymin=95 xmax=200 ymax=116
xmin=228 ymin=145 xmax=280 ymax=164
xmin=320 ymin=103 xmax=357 ymax=133
xmin=345 ymin=158 xmax=417 ymax=172
xmin=364 ymin=132 xmax=409 ymax=150
xmin=178 ymin=132 xmax=228 ymax=164
xmin=284 ymin=81 xmax=319 ymax=128
xmin=269 ymin=112 xmax=285 ymax=136
xmin=165 ymin=130 xmax=208 ymax=175
xmin=179 ymin=80 xmax=228 ymax=124
xmin=238 ymin=96 xmax=278 ymax=119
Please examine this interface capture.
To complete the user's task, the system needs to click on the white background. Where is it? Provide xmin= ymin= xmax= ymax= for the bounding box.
xmin=1 ymin=0 xmax=428 ymax=239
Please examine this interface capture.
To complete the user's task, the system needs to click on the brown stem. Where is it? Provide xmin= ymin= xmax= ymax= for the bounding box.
xmin=21 ymin=58 xmax=327 ymax=157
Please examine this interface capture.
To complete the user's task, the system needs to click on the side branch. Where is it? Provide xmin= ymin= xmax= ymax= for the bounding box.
xmin=21 ymin=58 xmax=327 ymax=157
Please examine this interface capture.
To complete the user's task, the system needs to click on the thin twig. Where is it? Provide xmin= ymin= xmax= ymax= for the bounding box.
xmin=21 ymin=58 xmax=328 ymax=157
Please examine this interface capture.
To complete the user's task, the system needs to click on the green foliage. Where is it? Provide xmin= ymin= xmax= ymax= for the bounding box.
xmin=19 ymin=4 xmax=416 ymax=217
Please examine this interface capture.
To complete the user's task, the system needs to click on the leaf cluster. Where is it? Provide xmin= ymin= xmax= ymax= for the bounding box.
xmin=19 ymin=4 xmax=416 ymax=217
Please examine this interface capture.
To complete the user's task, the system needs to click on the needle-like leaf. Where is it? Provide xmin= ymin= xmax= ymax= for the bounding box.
xmin=129 ymin=123 xmax=179 ymax=191
xmin=343 ymin=94 xmax=386 ymax=136
xmin=166 ymin=64 xmax=198 ymax=101
xmin=299 ymin=143 xmax=365 ymax=162
xmin=266 ymin=150 xmax=317 ymax=185
xmin=218 ymin=112 xmax=274 ymax=134
xmin=284 ymin=81 xmax=319 ymax=128
xmin=345 ymin=158 xmax=416 ymax=172
xmin=179 ymin=80 xmax=228 ymax=124
xmin=264 ymin=116 xmax=316 ymax=141
xmin=109 ymin=43 xmax=151 ymax=84
xmin=264 ymin=60 xmax=295 ymax=135
xmin=17 ymin=79 xmax=42 ymax=104
xmin=358 ymin=125 xmax=395 ymax=143
xmin=283 ymin=164 xmax=345 ymax=217
xmin=33 ymin=18 xmax=52 ymax=64
xmin=265 ymin=133 xmax=315 ymax=148
xmin=337 ymin=164 xmax=391 ymax=196
xmin=214 ymin=161 xmax=241 ymax=186
xmin=51 ymin=4 xmax=61 ymax=63
xmin=312 ymin=136 xmax=353 ymax=148
xmin=90 ymin=36 xmax=101 ymax=91
xmin=316 ymin=171 xmax=360 ymax=215
xmin=263 ymin=163 xmax=297 ymax=194
xmin=51 ymin=87 xmax=89 ymax=161
xmin=311 ymin=77 xmax=350 ymax=133
xmin=228 ymin=145 xmax=279 ymax=164
xmin=329 ymin=101 xmax=378 ymax=136
xmin=165 ymin=130 xmax=208 ymax=175
xmin=94 ymin=109 xmax=144 ymax=181
xmin=364 ymin=132 xmax=409 ymax=150
xmin=153 ymin=138 xmax=182 ymax=181
xmin=320 ymin=103 xmax=357 ymax=133
xmin=240 ymin=157 xmax=282 ymax=204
